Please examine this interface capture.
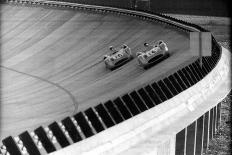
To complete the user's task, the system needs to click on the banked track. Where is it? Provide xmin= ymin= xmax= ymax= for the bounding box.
xmin=1 ymin=2 xmax=190 ymax=138
xmin=0 ymin=1 xmax=223 ymax=155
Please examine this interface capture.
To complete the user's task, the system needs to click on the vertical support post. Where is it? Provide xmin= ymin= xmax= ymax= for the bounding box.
xmin=201 ymin=115 xmax=205 ymax=155
xmin=184 ymin=128 xmax=187 ymax=155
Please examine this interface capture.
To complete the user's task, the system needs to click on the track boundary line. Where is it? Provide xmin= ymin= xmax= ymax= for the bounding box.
xmin=1 ymin=65 xmax=79 ymax=114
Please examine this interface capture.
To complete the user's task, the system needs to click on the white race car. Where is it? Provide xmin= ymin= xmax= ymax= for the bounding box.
xmin=136 ymin=40 xmax=169 ymax=69
xmin=103 ymin=44 xmax=133 ymax=70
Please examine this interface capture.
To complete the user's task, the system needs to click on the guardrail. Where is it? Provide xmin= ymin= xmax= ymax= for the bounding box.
xmin=0 ymin=1 xmax=226 ymax=155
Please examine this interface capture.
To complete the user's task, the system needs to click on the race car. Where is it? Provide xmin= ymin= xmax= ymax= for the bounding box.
xmin=136 ymin=40 xmax=169 ymax=69
xmin=103 ymin=44 xmax=133 ymax=70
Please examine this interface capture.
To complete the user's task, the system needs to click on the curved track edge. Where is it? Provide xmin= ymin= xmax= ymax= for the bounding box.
xmin=59 ymin=47 xmax=228 ymax=155
xmin=1 ymin=1 xmax=228 ymax=155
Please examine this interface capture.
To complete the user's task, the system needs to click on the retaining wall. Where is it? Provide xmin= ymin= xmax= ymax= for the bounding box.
xmin=1 ymin=1 xmax=230 ymax=155
xmin=50 ymin=47 xmax=230 ymax=155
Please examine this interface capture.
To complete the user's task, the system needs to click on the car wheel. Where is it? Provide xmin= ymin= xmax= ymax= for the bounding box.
xmin=138 ymin=59 xmax=144 ymax=66
xmin=105 ymin=62 xmax=110 ymax=69
xmin=143 ymin=65 xmax=148 ymax=70
xmin=165 ymin=52 xmax=170 ymax=58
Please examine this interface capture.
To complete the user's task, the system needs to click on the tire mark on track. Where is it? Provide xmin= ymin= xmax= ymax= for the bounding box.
xmin=1 ymin=65 xmax=79 ymax=114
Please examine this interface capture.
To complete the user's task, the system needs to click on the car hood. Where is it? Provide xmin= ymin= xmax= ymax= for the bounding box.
xmin=141 ymin=47 xmax=160 ymax=56
xmin=110 ymin=49 xmax=125 ymax=59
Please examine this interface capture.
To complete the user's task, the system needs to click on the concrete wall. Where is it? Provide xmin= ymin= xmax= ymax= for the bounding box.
xmin=51 ymin=46 xmax=230 ymax=155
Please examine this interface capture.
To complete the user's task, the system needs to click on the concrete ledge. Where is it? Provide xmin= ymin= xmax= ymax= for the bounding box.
xmin=119 ymin=47 xmax=230 ymax=155
xmin=50 ymin=46 xmax=230 ymax=155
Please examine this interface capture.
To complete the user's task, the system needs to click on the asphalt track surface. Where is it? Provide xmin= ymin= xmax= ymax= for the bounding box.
xmin=0 ymin=4 xmax=194 ymax=140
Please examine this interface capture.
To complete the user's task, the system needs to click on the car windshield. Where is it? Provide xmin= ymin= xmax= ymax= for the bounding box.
xmin=143 ymin=46 xmax=153 ymax=53
xmin=111 ymin=47 xmax=124 ymax=55
xmin=118 ymin=48 xmax=124 ymax=53
xmin=110 ymin=48 xmax=118 ymax=55
xmin=112 ymin=51 xmax=117 ymax=54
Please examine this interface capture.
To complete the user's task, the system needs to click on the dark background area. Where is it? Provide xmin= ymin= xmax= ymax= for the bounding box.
xmin=54 ymin=0 xmax=230 ymax=17
xmin=137 ymin=0 xmax=230 ymax=17
xmin=0 ymin=0 xmax=230 ymax=17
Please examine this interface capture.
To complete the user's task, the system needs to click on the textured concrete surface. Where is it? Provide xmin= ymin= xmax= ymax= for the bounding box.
xmin=0 ymin=4 xmax=192 ymax=140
